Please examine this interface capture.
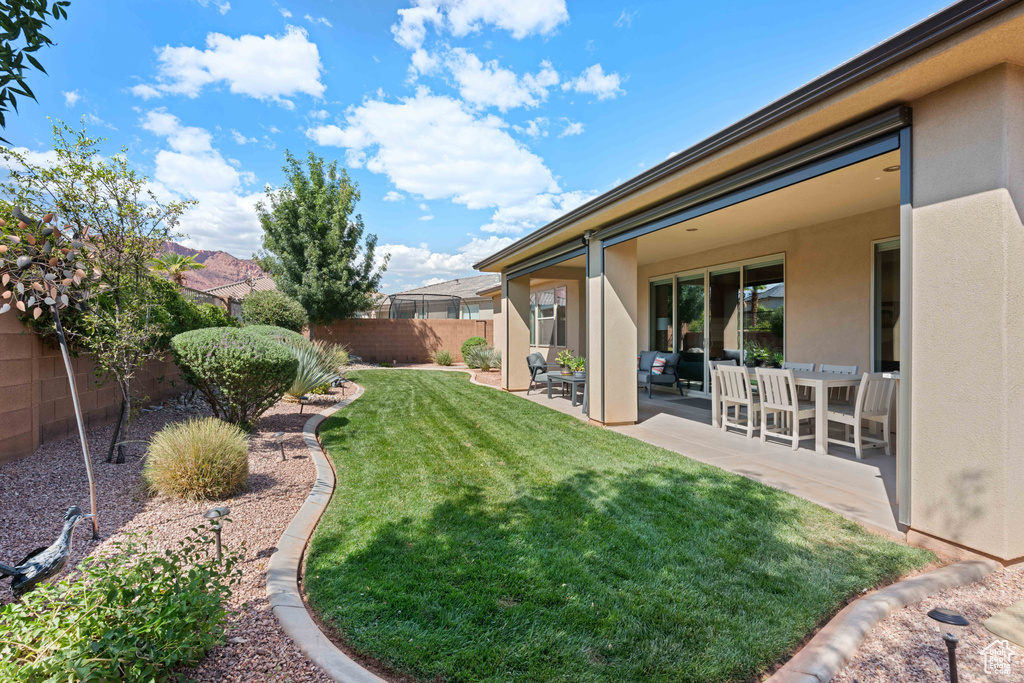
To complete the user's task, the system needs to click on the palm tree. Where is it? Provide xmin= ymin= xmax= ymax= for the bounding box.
xmin=150 ymin=252 xmax=205 ymax=286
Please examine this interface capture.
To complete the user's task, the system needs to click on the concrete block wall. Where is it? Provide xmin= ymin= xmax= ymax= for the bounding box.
xmin=0 ymin=314 xmax=183 ymax=464
xmin=313 ymin=319 xmax=492 ymax=364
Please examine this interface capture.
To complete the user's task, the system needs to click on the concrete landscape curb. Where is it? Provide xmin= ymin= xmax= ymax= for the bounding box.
xmin=266 ymin=383 xmax=388 ymax=683
xmin=767 ymin=559 xmax=1000 ymax=682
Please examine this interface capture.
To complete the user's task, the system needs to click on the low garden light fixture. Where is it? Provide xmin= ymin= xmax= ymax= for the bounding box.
xmin=203 ymin=506 xmax=231 ymax=562
xmin=298 ymin=395 xmax=309 ymax=414
xmin=272 ymin=431 xmax=287 ymax=461
xmin=927 ymin=607 xmax=969 ymax=683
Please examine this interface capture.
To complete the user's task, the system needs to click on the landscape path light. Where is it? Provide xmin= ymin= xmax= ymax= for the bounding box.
xmin=927 ymin=607 xmax=969 ymax=683
xmin=272 ymin=431 xmax=287 ymax=461
xmin=203 ymin=506 xmax=231 ymax=562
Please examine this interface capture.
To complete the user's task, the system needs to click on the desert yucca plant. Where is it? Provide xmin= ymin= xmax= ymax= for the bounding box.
xmin=464 ymin=345 xmax=501 ymax=372
xmin=286 ymin=340 xmax=341 ymax=397
xmin=319 ymin=341 xmax=350 ymax=374
xmin=144 ymin=418 xmax=249 ymax=500
xmin=429 ymin=348 xmax=454 ymax=366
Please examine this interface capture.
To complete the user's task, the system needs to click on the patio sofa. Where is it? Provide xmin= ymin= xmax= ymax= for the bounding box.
xmin=637 ymin=351 xmax=683 ymax=398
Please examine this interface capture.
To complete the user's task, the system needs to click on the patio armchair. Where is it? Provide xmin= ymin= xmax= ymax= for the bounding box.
xmin=677 ymin=350 xmax=705 ymax=389
xmin=637 ymin=351 xmax=683 ymax=398
xmin=526 ymin=352 xmax=559 ymax=394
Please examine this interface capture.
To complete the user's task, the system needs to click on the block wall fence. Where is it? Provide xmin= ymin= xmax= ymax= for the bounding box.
xmin=0 ymin=314 xmax=182 ymax=464
xmin=313 ymin=319 xmax=493 ymax=364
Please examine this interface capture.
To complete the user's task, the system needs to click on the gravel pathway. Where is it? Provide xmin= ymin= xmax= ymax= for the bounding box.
xmin=834 ymin=563 xmax=1024 ymax=682
xmin=0 ymin=388 xmax=347 ymax=682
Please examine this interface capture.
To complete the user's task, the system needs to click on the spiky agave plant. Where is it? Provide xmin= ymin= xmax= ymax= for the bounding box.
xmin=0 ymin=207 xmax=102 ymax=538
xmin=285 ymin=341 xmax=340 ymax=398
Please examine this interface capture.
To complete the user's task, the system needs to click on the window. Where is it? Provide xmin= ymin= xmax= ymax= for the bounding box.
xmin=529 ymin=286 xmax=567 ymax=347
xmin=873 ymin=239 xmax=900 ymax=371
xmin=462 ymin=303 xmax=480 ymax=319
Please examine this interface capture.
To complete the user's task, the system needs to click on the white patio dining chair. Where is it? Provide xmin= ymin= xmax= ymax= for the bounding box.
xmin=826 ymin=372 xmax=897 ymax=459
xmin=755 ymin=368 xmax=815 ymax=450
xmin=718 ymin=364 xmax=759 ymax=438
xmin=708 ymin=359 xmax=738 ymax=421
xmin=782 ymin=361 xmax=816 ymax=401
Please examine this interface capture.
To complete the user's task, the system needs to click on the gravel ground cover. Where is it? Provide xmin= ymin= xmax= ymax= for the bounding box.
xmin=835 ymin=563 xmax=1024 ymax=683
xmin=0 ymin=387 xmax=349 ymax=682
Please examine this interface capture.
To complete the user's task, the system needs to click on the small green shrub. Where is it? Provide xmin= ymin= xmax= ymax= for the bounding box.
xmin=241 ymin=289 xmax=308 ymax=332
xmin=0 ymin=525 xmax=242 ymax=682
xmin=287 ymin=340 xmax=340 ymax=398
xmin=429 ymin=348 xmax=454 ymax=366
xmin=379 ymin=360 xmax=393 ymax=368
xmin=170 ymin=328 xmax=298 ymax=429
xmin=461 ymin=336 xmax=487 ymax=362
xmin=310 ymin=382 xmax=332 ymax=395
xmin=465 ymin=345 xmax=501 ymax=372
xmin=144 ymin=418 xmax=250 ymax=500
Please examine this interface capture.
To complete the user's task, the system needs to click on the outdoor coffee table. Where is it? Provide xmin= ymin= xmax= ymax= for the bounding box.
xmin=547 ymin=373 xmax=587 ymax=408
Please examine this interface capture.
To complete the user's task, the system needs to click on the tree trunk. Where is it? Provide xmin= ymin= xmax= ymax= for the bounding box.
xmin=106 ymin=397 xmax=126 ymax=464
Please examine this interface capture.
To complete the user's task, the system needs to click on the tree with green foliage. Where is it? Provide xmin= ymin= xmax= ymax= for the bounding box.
xmin=257 ymin=150 xmax=387 ymax=328
xmin=0 ymin=1 xmax=70 ymax=142
xmin=241 ymin=287 xmax=307 ymax=332
xmin=150 ymin=251 xmax=205 ymax=286
xmin=2 ymin=123 xmax=193 ymax=463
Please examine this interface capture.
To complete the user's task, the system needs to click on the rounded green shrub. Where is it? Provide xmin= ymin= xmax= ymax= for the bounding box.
xmin=243 ymin=324 xmax=310 ymax=349
xmin=241 ymin=289 xmax=308 ymax=332
xmin=144 ymin=418 xmax=250 ymax=500
xmin=461 ymin=336 xmax=487 ymax=363
xmin=170 ymin=327 xmax=298 ymax=429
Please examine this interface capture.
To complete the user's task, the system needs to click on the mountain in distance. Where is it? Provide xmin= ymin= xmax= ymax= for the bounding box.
xmin=160 ymin=241 xmax=266 ymax=291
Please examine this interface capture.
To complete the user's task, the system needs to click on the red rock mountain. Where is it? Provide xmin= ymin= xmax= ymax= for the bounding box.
xmin=160 ymin=242 xmax=265 ymax=291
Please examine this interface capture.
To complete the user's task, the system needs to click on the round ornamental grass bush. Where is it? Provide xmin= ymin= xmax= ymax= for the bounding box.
xmin=144 ymin=418 xmax=250 ymax=500
xmin=461 ymin=336 xmax=487 ymax=363
xmin=241 ymin=288 xmax=308 ymax=332
xmin=170 ymin=327 xmax=298 ymax=430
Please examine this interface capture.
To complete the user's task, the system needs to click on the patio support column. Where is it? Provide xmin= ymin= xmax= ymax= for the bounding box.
xmin=502 ymin=273 xmax=531 ymax=392
xmin=588 ymin=238 xmax=638 ymax=425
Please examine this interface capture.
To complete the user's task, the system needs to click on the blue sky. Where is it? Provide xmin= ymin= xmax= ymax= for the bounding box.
xmin=5 ymin=0 xmax=949 ymax=291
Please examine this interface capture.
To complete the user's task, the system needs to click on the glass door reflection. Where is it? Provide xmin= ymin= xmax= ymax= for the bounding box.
xmin=676 ymin=274 xmax=706 ymax=392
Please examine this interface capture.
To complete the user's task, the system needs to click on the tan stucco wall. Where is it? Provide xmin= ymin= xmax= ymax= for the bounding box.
xmin=637 ymin=206 xmax=900 ymax=375
xmin=908 ymin=64 xmax=1024 ymax=561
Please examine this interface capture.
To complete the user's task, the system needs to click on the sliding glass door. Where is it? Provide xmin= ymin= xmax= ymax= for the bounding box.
xmin=648 ymin=255 xmax=785 ymax=396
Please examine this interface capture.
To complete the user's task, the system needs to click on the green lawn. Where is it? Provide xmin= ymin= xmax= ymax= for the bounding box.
xmin=306 ymin=370 xmax=932 ymax=683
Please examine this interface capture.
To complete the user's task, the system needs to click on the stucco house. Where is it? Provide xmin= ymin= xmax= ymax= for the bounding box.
xmin=475 ymin=0 xmax=1024 ymax=564
xmin=376 ymin=274 xmax=499 ymax=320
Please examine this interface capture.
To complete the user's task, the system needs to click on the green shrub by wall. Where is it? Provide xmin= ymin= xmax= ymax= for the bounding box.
xmin=170 ymin=327 xmax=297 ymax=429
xmin=243 ymin=324 xmax=310 ymax=349
xmin=241 ymin=289 xmax=308 ymax=332
xmin=461 ymin=336 xmax=487 ymax=363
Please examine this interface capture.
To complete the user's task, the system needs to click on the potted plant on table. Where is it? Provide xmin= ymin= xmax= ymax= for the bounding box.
xmin=570 ymin=355 xmax=586 ymax=378
xmin=556 ymin=349 xmax=574 ymax=375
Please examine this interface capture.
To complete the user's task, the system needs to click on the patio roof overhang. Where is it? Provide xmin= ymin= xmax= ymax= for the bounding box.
xmin=474 ymin=0 xmax=1024 ymax=273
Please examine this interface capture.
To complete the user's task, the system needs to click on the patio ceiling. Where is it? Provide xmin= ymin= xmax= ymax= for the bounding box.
xmin=636 ymin=150 xmax=900 ymax=266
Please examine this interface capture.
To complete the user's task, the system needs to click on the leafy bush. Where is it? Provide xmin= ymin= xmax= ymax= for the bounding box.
xmin=170 ymin=328 xmax=298 ymax=430
xmin=242 ymin=324 xmax=310 ymax=349
xmin=429 ymin=348 xmax=454 ymax=366
xmin=461 ymin=336 xmax=487 ymax=362
xmin=379 ymin=360 xmax=393 ymax=368
xmin=150 ymin=277 xmax=238 ymax=347
xmin=0 ymin=525 xmax=241 ymax=682
xmin=241 ymin=289 xmax=308 ymax=332
xmin=143 ymin=418 xmax=249 ymax=500
xmin=286 ymin=340 xmax=340 ymax=398
xmin=465 ymin=345 xmax=501 ymax=372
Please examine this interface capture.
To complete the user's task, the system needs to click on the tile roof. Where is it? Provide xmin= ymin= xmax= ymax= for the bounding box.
xmin=393 ymin=273 xmax=499 ymax=300
xmin=203 ymin=276 xmax=276 ymax=300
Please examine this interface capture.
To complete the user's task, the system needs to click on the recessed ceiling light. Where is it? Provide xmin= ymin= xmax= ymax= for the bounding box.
xmin=686 ymin=228 xmax=698 ymax=232
xmin=883 ymin=165 xmax=900 ymax=172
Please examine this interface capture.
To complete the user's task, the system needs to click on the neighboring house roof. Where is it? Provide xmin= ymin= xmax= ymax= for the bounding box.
xmin=744 ymin=283 xmax=784 ymax=301
xmin=203 ymin=276 xmax=276 ymax=300
xmin=473 ymin=0 xmax=1022 ymax=271
xmin=392 ymin=274 xmax=500 ymax=301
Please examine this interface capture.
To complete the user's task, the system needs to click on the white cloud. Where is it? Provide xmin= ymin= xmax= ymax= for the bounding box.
xmin=615 ymin=9 xmax=635 ymax=28
xmin=140 ymin=109 xmax=264 ymax=255
xmin=446 ymin=49 xmax=558 ymax=110
xmin=392 ymin=0 xmax=569 ymax=50
xmin=558 ymin=118 xmax=584 ymax=137
xmin=132 ymin=26 xmax=325 ymax=108
xmin=84 ymin=113 xmax=117 ymax=130
xmin=419 ymin=276 xmax=447 ymax=287
xmin=383 ymin=190 xmax=405 ymax=202
xmin=307 ymin=87 xmax=558 ymax=211
xmin=418 ymin=202 xmax=429 ymax=211
xmin=513 ymin=116 xmax=548 ymax=138
xmin=304 ymin=14 xmax=332 ymax=27
xmin=219 ymin=2 xmax=230 ymax=14
xmin=309 ymin=109 xmax=330 ymax=120
xmin=230 ymin=129 xmax=257 ymax=144
xmin=63 ymin=90 xmax=80 ymax=106
xmin=0 ymin=147 xmax=59 ymax=170
xmin=194 ymin=0 xmax=230 ymax=13
xmin=279 ymin=6 xmax=292 ymax=18
xmin=562 ymin=63 xmax=624 ymax=100
xmin=418 ymin=214 xmax=434 ymax=221
xmin=480 ymin=190 xmax=596 ymax=234
xmin=378 ymin=236 xmax=515 ymax=286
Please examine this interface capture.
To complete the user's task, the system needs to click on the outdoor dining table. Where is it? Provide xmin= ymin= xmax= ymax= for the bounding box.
xmin=710 ymin=367 xmax=861 ymax=454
